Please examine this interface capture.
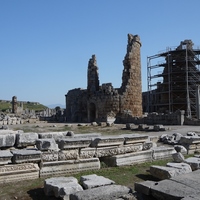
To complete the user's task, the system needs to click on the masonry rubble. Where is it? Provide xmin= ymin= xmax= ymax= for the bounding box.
xmin=0 ymin=127 xmax=179 ymax=183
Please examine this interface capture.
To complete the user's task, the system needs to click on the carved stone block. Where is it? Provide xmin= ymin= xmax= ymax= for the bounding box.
xmin=95 ymin=146 xmax=118 ymax=157
xmin=0 ymin=163 xmax=39 ymax=183
xmin=40 ymin=158 xmax=100 ymax=177
xmin=79 ymin=148 xmax=96 ymax=159
xmin=58 ymin=149 xmax=79 ymax=160
xmin=0 ymin=133 xmax=16 ymax=148
xmin=118 ymin=143 xmax=143 ymax=154
xmin=41 ymin=150 xmax=59 ymax=162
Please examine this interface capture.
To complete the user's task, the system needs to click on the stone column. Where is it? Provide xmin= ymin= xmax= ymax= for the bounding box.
xmin=12 ymin=96 xmax=17 ymax=114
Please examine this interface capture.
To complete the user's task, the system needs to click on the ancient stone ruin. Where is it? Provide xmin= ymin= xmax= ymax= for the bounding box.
xmin=65 ymin=33 xmax=143 ymax=123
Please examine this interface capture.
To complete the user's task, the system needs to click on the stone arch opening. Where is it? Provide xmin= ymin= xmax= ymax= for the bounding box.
xmin=89 ymin=103 xmax=96 ymax=122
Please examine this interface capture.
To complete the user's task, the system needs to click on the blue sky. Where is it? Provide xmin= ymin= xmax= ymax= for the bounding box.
xmin=1 ymin=0 xmax=200 ymax=106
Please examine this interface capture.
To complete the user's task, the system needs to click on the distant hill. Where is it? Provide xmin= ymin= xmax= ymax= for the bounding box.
xmin=47 ymin=104 xmax=65 ymax=109
xmin=0 ymin=100 xmax=48 ymax=112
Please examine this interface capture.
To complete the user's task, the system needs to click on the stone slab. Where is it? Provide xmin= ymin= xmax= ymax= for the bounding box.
xmin=80 ymin=174 xmax=115 ymax=189
xmin=134 ymin=180 xmax=157 ymax=196
xmin=166 ymin=162 xmax=192 ymax=172
xmin=11 ymin=149 xmax=41 ymax=164
xmin=40 ymin=158 xmax=100 ymax=177
xmin=38 ymin=132 xmax=64 ymax=141
xmin=184 ymin=157 xmax=200 ymax=170
xmin=101 ymin=150 xmax=152 ymax=167
xmin=73 ymin=133 xmax=102 ymax=138
xmin=16 ymin=132 xmax=38 ymax=147
xmin=91 ymin=136 xmax=124 ymax=147
xmin=151 ymin=179 xmax=197 ymax=200
xmin=150 ymin=165 xmax=192 ymax=180
xmin=180 ymin=136 xmax=200 ymax=144
xmin=57 ymin=138 xmax=91 ymax=150
xmin=0 ymin=150 xmax=13 ymax=165
xmin=0 ymin=163 xmax=39 ymax=183
xmin=70 ymin=185 xmax=131 ymax=200
xmin=36 ymin=138 xmax=58 ymax=150
xmin=44 ymin=176 xmax=83 ymax=199
xmin=95 ymin=146 xmax=118 ymax=157
xmin=120 ymin=134 xmax=148 ymax=144
xmin=0 ymin=133 xmax=16 ymax=148
xmin=152 ymin=146 xmax=176 ymax=160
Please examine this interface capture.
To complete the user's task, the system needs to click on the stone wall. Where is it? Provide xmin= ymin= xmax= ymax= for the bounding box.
xmin=65 ymin=33 xmax=143 ymax=123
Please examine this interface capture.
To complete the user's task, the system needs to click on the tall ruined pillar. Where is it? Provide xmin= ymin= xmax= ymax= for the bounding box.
xmin=12 ymin=96 xmax=17 ymax=114
xmin=87 ymin=54 xmax=99 ymax=96
xmin=120 ymin=34 xmax=142 ymax=117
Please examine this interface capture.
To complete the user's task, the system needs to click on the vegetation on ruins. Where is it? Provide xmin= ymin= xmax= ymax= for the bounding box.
xmin=0 ymin=101 xmax=47 ymax=112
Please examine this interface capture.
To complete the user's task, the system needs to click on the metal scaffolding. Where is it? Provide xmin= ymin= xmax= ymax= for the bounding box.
xmin=147 ymin=40 xmax=200 ymax=118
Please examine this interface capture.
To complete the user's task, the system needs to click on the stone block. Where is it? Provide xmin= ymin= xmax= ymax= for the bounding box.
xmin=58 ymin=149 xmax=79 ymax=160
xmin=0 ymin=163 xmax=39 ymax=183
xmin=172 ymin=152 xmax=185 ymax=163
xmin=184 ymin=157 xmax=200 ymax=170
xmin=40 ymin=158 xmax=100 ymax=177
xmin=180 ymin=136 xmax=200 ymax=144
xmin=0 ymin=150 xmax=13 ymax=165
xmin=121 ymin=134 xmax=148 ymax=144
xmin=166 ymin=162 xmax=192 ymax=172
xmin=101 ymin=150 xmax=152 ymax=167
xmin=118 ymin=143 xmax=143 ymax=154
xmin=79 ymin=147 xmax=96 ymax=159
xmin=95 ymin=146 xmax=118 ymax=157
xmin=150 ymin=165 xmax=192 ymax=180
xmin=38 ymin=132 xmax=64 ymax=141
xmin=73 ymin=133 xmax=102 ymax=138
xmin=91 ymin=136 xmax=124 ymax=147
xmin=70 ymin=185 xmax=131 ymax=200
xmin=153 ymin=124 xmax=165 ymax=131
xmin=0 ymin=133 xmax=16 ymax=148
xmin=174 ymin=145 xmax=187 ymax=154
xmin=142 ymin=142 xmax=153 ymax=150
xmin=57 ymin=138 xmax=91 ymax=150
xmin=152 ymin=146 xmax=176 ymax=160
xmin=16 ymin=132 xmax=38 ymax=147
xmin=80 ymin=174 xmax=115 ymax=189
xmin=36 ymin=138 xmax=58 ymax=151
xmin=11 ymin=149 xmax=41 ymax=164
xmin=151 ymin=179 xmax=197 ymax=200
xmin=41 ymin=150 xmax=59 ymax=162
xmin=44 ymin=176 xmax=83 ymax=199
xmin=134 ymin=180 xmax=157 ymax=196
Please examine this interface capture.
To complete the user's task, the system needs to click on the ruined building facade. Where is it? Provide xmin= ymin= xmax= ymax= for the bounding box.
xmin=144 ymin=39 xmax=200 ymax=118
xmin=65 ymin=34 xmax=142 ymax=122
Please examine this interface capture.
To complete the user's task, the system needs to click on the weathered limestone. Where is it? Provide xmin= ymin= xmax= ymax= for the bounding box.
xmin=95 ymin=146 xmax=118 ymax=157
xmin=91 ymin=136 xmax=124 ymax=147
xmin=40 ymin=158 xmax=100 ymax=177
xmin=16 ymin=132 xmax=38 ymax=147
xmin=41 ymin=150 xmax=59 ymax=162
xmin=184 ymin=157 xmax=200 ymax=170
xmin=0 ymin=163 xmax=39 ymax=183
xmin=70 ymin=185 xmax=132 ymax=200
xmin=101 ymin=150 xmax=152 ymax=167
xmin=118 ymin=143 xmax=143 ymax=154
xmin=180 ymin=136 xmax=200 ymax=154
xmin=44 ymin=177 xmax=83 ymax=199
xmin=152 ymin=146 xmax=176 ymax=160
xmin=135 ymin=180 xmax=157 ymax=196
xmin=36 ymin=138 xmax=58 ymax=150
xmin=57 ymin=138 xmax=91 ymax=150
xmin=166 ymin=162 xmax=192 ymax=172
xmin=150 ymin=164 xmax=192 ymax=180
xmin=79 ymin=147 xmax=96 ymax=159
xmin=11 ymin=149 xmax=41 ymax=164
xmin=0 ymin=150 xmax=13 ymax=165
xmin=0 ymin=133 xmax=16 ymax=148
xmin=58 ymin=149 xmax=79 ymax=160
xmin=172 ymin=152 xmax=185 ymax=163
xmin=38 ymin=132 xmax=64 ymax=141
xmin=121 ymin=134 xmax=148 ymax=144
xmin=80 ymin=174 xmax=115 ymax=189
